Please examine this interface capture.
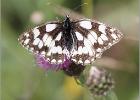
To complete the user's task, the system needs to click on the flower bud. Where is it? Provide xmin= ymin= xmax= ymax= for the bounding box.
xmin=85 ymin=66 xmax=114 ymax=96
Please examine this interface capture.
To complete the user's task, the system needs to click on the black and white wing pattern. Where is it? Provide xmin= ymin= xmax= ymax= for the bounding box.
xmin=18 ymin=17 xmax=123 ymax=66
xmin=18 ymin=22 xmax=66 ymax=64
xmin=71 ymin=19 xmax=123 ymax=65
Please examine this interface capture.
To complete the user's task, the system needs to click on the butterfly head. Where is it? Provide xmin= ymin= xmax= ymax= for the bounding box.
xmin=63 ymin=15 xmax=71 ymax=30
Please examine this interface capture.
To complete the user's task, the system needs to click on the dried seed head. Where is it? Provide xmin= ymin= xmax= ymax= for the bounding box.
xmin=85 ymin=66 xmax=114 ymax=96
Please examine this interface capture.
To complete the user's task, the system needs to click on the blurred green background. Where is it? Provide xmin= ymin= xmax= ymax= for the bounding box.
xmin=1 ymin=0 xmax=139 ymax=100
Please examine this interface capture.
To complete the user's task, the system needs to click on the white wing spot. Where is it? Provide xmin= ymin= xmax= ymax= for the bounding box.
xmin=33 ymin=38 xmax=40 ymax=45
xmin=71 ymin=49 xmax=78 ymax=57
xmin=88 ymin=34 xmax=97 ymax=45
xmin=46 ymin=24 xmax=57 ymax=32
xmin=57 ymin=46 xmax=62 ymax=54
xmin=98 ymin=37 xmax=104 ymax=45
xmin=47 ymin=58 xmax=50 ymax=61
xmin=42 ymin=34 xmax=48 ymax=43
xmin=110 ymin=28 xmax=116 ymax=32
xmin=40 ymin=51 xmax=46 ymax=55
xmin=63 ymin=48 xmax=70 ymax=57
xmin=44 ymin=36 xmax=52 ymax=46
xmin=58 ymin=60 xmax=62 ymax=63
xmin=38 ymin=41 xmax=43 ymax=49
xmin=24 ymin=39 xmax=30 ymax=45
xmin=111 ymin=34 xmax=118 ymax=39
xmin=117 ymin=33 xmax=122 ymax=38
xmin=49 ymin=40 xmax=55 ymax=48
xmin=108 ymin=43 xmax=112 ymax=46
xmin=55 ymin=32 xmax=62 ymax=41
xmin=78 ymin=46 xmax=83 ymax=55
xmin=24 ymin=32 xmax=29 ymax=38
xmin=84 ymin=38 xmax=94 ymax=56
xmin=99 ymin=24 xmax=106 ymax=35
xmin=90 ymin=31 xmax=98 ymax=40
xmin=96 ymin=53 xmax=102 ymax=58
xmin=84 ymin=60 xmax=90 ymax=64
xmin=82 ymin=47 xmax=88 ymax=54
xmin=72 ymin=58 xmax=77 ymax=62
xmin=78 ymin=60 xmax=83 ymax=64
xmin=47 ymin=51 xmax=51 ymax=56
xmin=75 ymin=31 xmax=83 ymax=40
xmin=96 ymin=48 xmax=102 ymax=52
xmin=79 ymin=21 xmax=92 ymax=29
xmin=100 ymin=34 xmax=108 ymax=41
xmin=51 ymin=47 xmax=57 ymax=54
xmin=84 ymin=38 xmax=92 ymax=47
xmin=51 ymin=59 xmax=56 ymax=63
xmin=91 ymin=58 xmax=95 ymax=62
xmin=33 ymin=28 xmax=40 ymax=39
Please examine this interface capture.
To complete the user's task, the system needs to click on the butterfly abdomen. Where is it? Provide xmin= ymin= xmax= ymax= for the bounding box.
xmin=63 ymin=16 xmax=75 ymax=51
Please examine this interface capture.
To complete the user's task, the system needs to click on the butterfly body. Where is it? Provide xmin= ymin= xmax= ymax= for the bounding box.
xmin=18 ymin=16 xmax=123 ymax=65
xmin=62 ymin=16 xmax=75 ymax=52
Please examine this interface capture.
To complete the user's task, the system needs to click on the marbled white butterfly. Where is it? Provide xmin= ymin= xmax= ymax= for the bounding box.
xmin=18 ymin=15 xmax=123 ymax=65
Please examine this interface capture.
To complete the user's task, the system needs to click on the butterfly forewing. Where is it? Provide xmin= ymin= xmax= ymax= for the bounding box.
xmin=18 ymin=22 xmax=67 ymax=64
xmin=71 ymin=19 xmax=123 ymax=65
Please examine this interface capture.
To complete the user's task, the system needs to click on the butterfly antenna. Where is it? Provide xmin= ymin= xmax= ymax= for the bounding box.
xmin=73 ymin=3 xmax=88 ymax=11
xmin=46 ymin=2 xmax=68 ymax=18
xmin=68 ymin=3 xmax=88 ymax=19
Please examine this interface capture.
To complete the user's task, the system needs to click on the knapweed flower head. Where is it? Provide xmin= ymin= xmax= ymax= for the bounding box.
xmin=35 ymin=55 xmax=85 ymax=76
xmin=35 ymin=55 xmax=71 ymax=71
xmin=85 ymin=66 xmax=114 ymax=96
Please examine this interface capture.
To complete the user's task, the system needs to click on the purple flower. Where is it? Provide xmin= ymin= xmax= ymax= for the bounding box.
xmin=35 ymin=55 xmax=71 ymax=71
xmin=35 ymin=55 xmax=85 ymax=76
